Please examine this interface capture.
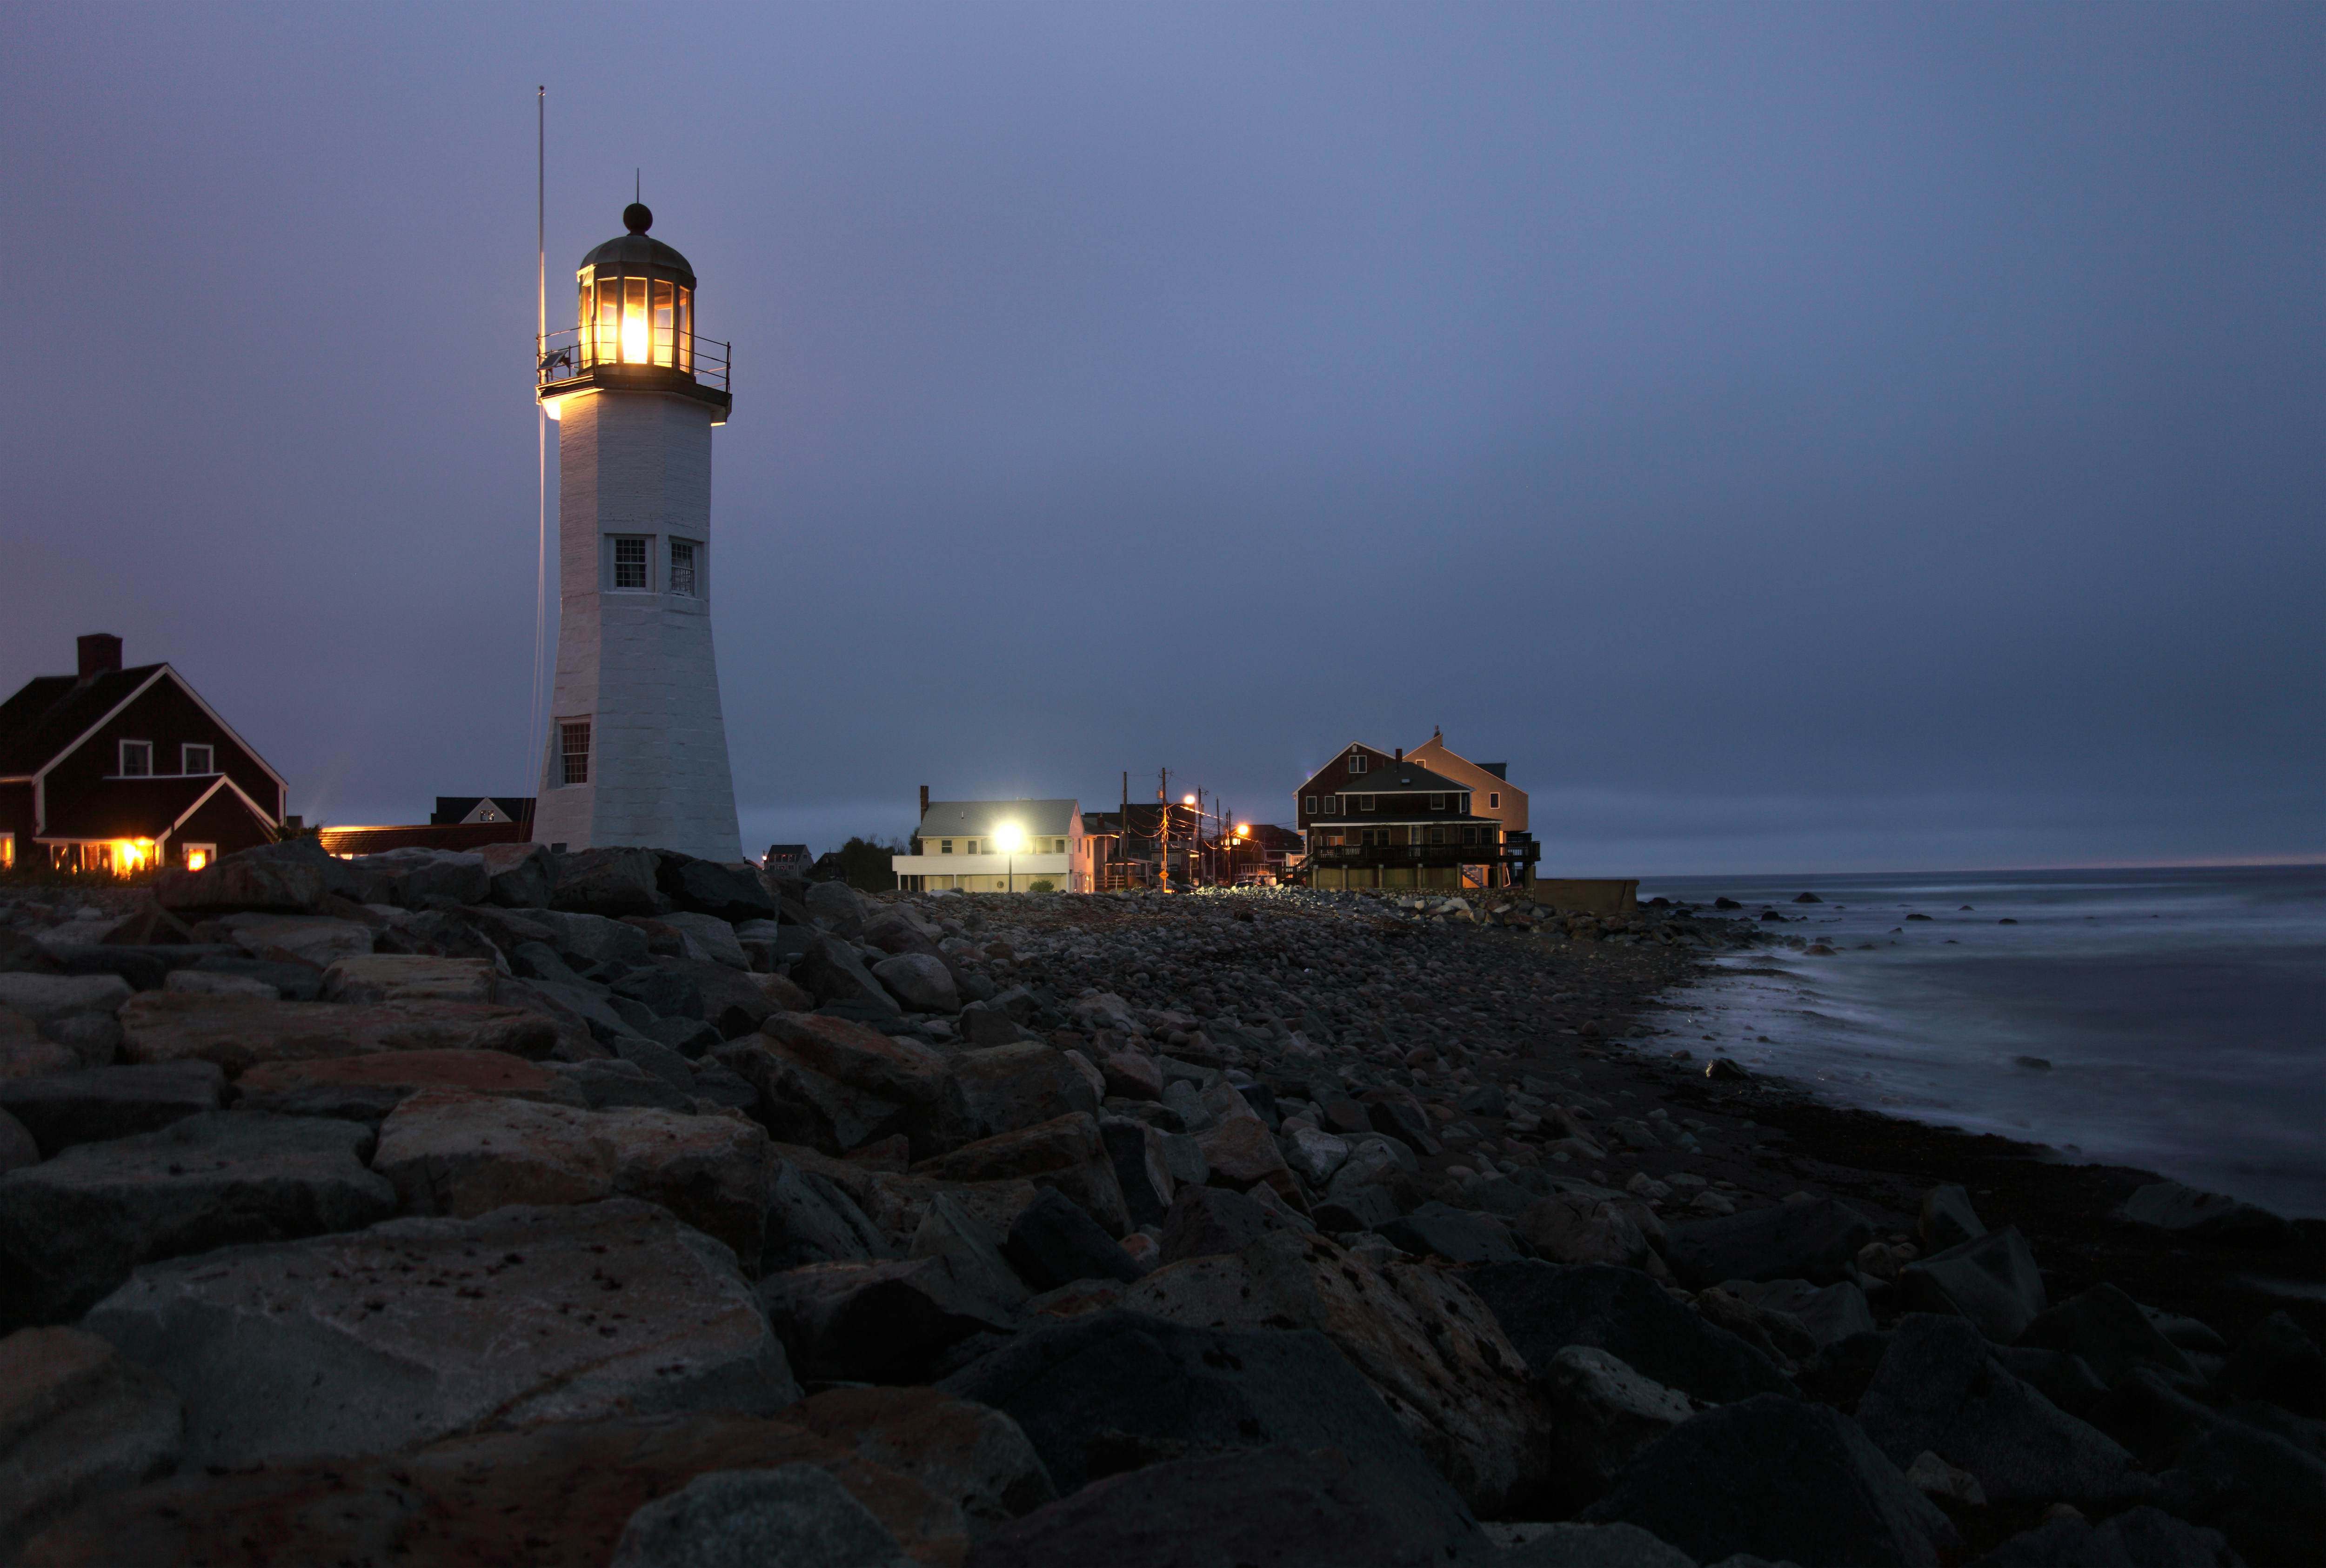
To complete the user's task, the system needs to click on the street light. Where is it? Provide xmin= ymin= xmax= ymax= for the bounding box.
xmin=995 ymin=823 xmax=1023 ymax=894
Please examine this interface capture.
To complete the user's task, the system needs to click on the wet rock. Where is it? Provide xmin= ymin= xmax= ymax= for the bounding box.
xmin=1544 ymin=1345 xmax=1697 ymax=1499
xmin=1919 ymin=1183 xmax=1987 ymax=1253
xmin=116 ymin=993 xmax=556 ymax=1074
xmin=0 ymin=1327 xmax=183 ymax=1560
xmin=608 ymin=1462 xmax=913 ymax=1568
xmin=83 ymin=1197 xmax=797 ymax=1466
xmin=953 ymin=1041 xmax=1098 ymax=1138
xmin=1581 ymin=1394 xmax=1959 ymax=1568
xmin=0 ymin=1110 xmax=396 ymax=1327
xmin=2021 ymin=1283 xmax=2199 ymax=1388
xmin=938 ymin=1308 xmax=1481 ymax=1551
xmin=2119 ymin=1179 xmax=2292 ymax=1244
xmin=0 ymin=1061 xmax=224 ymax=1155
xmin=1513 ymin=1190 xmax=1660 ymax=1270
xmin=1855 ymin=1314 xmax=2143 ymax=1507
xmin=2217 ymin=1311 xmax=2326 ymax=1418
xmin=762 ymin=1257 xmax=1014 ymax=1383
xmin=911 ymin=1113 xmax=1130 ymax=1237
xmin=372 ymin=1089 xmax=771 ymax=1268
xmin=1898 ymin=1225 xmax=2049 ymax=1344
xmin=964 ymin=1444 xmax=1453 ymax=1568
xmin=1664 ymin=1195 xmax=1876 ymax=1288
xmin=1468 ymin=1261 xmax=1794 ymax=1405
xmin=1120 ymin=1228 xmax=1548 ymax=1516
xmin=1725 ymin=1277 xmax=1877 ymax=1350
xmin=783 ymin=1384 xmax=1056 ymax=1529
xmin=1377 ymin=1200 xmax=1522 ymax=1264
xmin=16 ymin=1408 xmax=963 ymax=1568
xmin=1005 ymin=1186 xmax=1143 ymax=1289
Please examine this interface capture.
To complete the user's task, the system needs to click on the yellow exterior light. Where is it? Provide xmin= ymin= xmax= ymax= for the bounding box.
xmin=995 ymin=824 xmax=1025 ymax=854
xmin=1236 ymin=824 xmax=1250 ymax=838
xmin=1182 ymin=794 xmax=1196 ymax=807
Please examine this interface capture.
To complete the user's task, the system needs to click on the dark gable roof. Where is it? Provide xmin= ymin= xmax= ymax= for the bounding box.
xmin=0 ymin=665 xmax=166 ymax=776
xmin=1315 ymin=760 xmax=1470 ymax=795
xmin=39 ymin=775 xmax=257 ymax=840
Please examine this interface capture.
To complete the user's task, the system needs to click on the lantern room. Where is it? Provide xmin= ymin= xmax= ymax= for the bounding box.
xmin=537 ymin=202 xmax=731 ymax=423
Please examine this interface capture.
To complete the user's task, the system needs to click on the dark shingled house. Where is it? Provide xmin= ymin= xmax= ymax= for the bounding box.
xmin=0 ymin=634 xmax=285 ymax=874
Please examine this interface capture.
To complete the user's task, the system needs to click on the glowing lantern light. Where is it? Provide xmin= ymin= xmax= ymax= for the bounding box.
xmin=185 ymin=848 xmax=210 ymax=872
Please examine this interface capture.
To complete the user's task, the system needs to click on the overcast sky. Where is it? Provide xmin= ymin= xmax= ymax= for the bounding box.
xmin=5 ymin=4 xmax=2319 ymax=874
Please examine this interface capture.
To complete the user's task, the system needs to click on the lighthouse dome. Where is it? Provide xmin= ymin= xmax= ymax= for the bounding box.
xmin=580 ymin=203 xmax=696 ymax=287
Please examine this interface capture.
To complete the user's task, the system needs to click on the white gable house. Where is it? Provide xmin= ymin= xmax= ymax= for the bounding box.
xmin=892 ymin=798 xmax=1091 ymax=893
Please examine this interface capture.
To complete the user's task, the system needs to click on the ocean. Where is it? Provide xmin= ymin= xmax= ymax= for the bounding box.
xmin=1636 ymin=865 xmax=2326 ymax=1220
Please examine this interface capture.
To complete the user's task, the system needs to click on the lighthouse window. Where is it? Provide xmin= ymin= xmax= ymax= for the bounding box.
xmin=559 ymin=721 xmax=592 ymax=786
xmin=613 ymin=537 xmax=649 ymax=590
xmin=652 ymin=280 xmax=676 ymax=366
xmin=668 ymin=540 xmax=698 ymax=596
xmin=621 ymin=278 xmax=649 ymax=362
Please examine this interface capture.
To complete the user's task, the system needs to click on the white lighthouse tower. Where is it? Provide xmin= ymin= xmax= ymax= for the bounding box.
xmin=533 ymin=202 xmax=742 ymax=861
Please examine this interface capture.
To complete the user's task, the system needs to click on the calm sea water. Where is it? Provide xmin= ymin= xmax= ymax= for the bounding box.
xmin=1636 ymin=866 xmax=2326 ymax=1220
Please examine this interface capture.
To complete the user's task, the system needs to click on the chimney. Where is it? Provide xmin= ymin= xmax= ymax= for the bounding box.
xmin=1394 ymin=746 xmax=1404 ymax=763
xmin=919 ymin=784 xmax=929 ymax=815
xmin=77 ymin=633 xmax=122 ymax=680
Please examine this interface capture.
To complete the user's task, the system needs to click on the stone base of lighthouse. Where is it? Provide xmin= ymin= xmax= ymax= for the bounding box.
xmin=534 ymin=390 xmax=742 ymax=863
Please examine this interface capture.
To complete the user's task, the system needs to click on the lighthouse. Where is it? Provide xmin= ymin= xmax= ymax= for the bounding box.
xmin=533 ymin=202 xmax=742 ymax=862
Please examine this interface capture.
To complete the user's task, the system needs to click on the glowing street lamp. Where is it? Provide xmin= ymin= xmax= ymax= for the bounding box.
xmin=995 ymin=823 xmax=1024 ymax=894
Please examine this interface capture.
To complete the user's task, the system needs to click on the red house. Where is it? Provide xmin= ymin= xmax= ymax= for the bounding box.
xmin=0 ymin=634 xmax=286 ymax=874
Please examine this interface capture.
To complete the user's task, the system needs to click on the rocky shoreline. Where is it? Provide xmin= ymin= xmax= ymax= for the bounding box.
xmin=0 ymin=841 xmax=2321 ymax=1566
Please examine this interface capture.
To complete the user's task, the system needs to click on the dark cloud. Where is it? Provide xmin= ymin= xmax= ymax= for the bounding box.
xmin=4 ymin=3 xmax=2319 ymax=872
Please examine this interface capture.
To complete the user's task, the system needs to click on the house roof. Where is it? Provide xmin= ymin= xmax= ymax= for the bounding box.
xmin=916 ymin=799 xmax=1080 ymax=840
xmin=0 ymin=666 xmax=167 ymax=776
xmin=36 ymin=774 xmax=274 ymax=842
xmin=1314 ymin=760 xmax=1470 ymax=795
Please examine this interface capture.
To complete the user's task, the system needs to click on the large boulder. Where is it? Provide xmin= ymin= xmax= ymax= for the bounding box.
xmin=963 ymin=1444 xmax=1456 ymax=1568
xmin=777 ymin=1384 xmax=1057 ymax=1532
xmin=2020 ymin=1282 xmax=2200 ymax=1388
xmin=1854 ymin=1314 xmax=2143 ymax=1507
xmin=219 ymin=913 xmax=375 ymax=967
xmin=1967 ymin=1505 xmax=2234 ymax=1568
xmin=2119 ymin=1179 xmax=2293 ymax=1244
xmin=659 ymin=956 xmax=777 ymax=1038
xmin=1541 ymin=1345 xmax=1698 ymax=1502
xmin=117 ymin=993 xmax=556 ymax=1074
xmin=1513 ymin=1190 xmax=1661 ymax=1270
xmin=358 ymin=848 xmax=492 ymax=909
xmin=952 ymin=1041 xmax=1098 ymax=1138
xmin=1663 ymin=1196 xmax=1876 ymax=1288
xmin=722 ymin=1014 xmax=970 ymax=1159
xmin=939 ymin=1308 xmax=1482 ymax=1553
xmin=0 ymin=1327 xmax=184 ymax=1560
xmin=82 ymin=1198 xmax=798 ymax=1467
xmin=552 ymin=847 xmax=671 ymax=917
xmin=16 ymin=1408 xmax=970 ymax=1567
xmin=804 ymin=883 xmax=869 ymax=937
xmin=871 ymin=953 xmax=960 ymax=1014
xmin=911 ymin=1114 xmax=1130 ymax=1237
xmin=1467 ymin=1262 xmax=1794 ymax=1405
xmin=153 ymin=840 xmax=330 ymax=915
xmin=233 ymin=1048 xmax=585 ymax=1122
xmin=1377 ymin=1201 xmax=1522 ymax=1264
xmin=372 ymin=1089 xmax=772 ymax=1268
xmin=761 ymin=1258 xmax=1015 ymax=1383
xmin=661 ymin=913 xmax=749 ymax=970
xmin=319 ymin=954 xmax=495 ymax=1007
xmin=795 ymin=937 xmax=902 ymax=1017
xmin=0 ymin=974 xmax=131 ymax=1031
xmin=2155 ymin=1417 xmax=2326 ymax=1566
xmin=0 ymin=1108 xmax=33 ymax=1172
xmin=479 ymin=841 xmax=557 ymax=907
xmin=908 ymin=1190 xmax=1034 ymax=1314
xmin=2217 ymin=1311 xmax=2326 ymax=1418
xmin=1580 ymin=1394 xmax=1960 ymax=1568
xmin=658 ymin=856 xmax=776 ymax=923
xmin=1097 ymin=1115 xmax=1175 ymax=1228
xmin=1158 ymin=1182 xmax=1305 ymax=1263
xmin=1896 ymin=1225 xmax=2048 ymax=1344
xmin=523 ymin=909 xmax=653 ymax=967
xmin=0 ymin=1110 xmax=396 ymax=1327
xmin=766 ymin=1158 xmax=895 ymax=1273
xmin=1119 ymin=1228 xmax=1550 ymax=1517
xmin=1004 ymin=1186 xmax=1144 ymax=1289
xmin=0 ymin=1062 xmax=224 ymax=1156
xmin=608 ymin=1462 xmax=912 ymax=1568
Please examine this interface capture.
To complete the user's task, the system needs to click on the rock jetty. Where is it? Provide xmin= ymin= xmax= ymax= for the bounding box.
xmin=0 ymin=838 xmax=2319 ymax=1566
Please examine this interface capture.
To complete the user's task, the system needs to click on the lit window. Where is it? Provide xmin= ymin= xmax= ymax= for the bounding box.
xmin=613 ymin=537 xmax=649 ymax=590
xmin=120 ymin=741 xmax=152 ymax=777
xmin=0 ymin=834 xmax=13 ymax=870
xmin=183 ymin=843 xmax=215 ymax=871
xmin=669 ymin=540 xmax=698 ymax=596
xmin=1430 ymin=794 xmax=1445 ymax=810
xmin=1487 ymin=791 xmax=1499 ymax=808
xmin=560 ymin=721 xmax=592 ymax=785
xmin=183 ymin=744 xmax=215 ymax=776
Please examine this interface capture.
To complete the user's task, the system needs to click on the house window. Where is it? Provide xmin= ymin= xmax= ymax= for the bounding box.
xmin=966 ymin=839 xmax=981 ymax=854
xmin=1359 ymin=795 xmax=1375 ymax=811
xmin=559 ymin=721 xmax=592 ymax=785
xmin=1430 ymin=827 xmax=1445 ymax=845
xmin=1462 ymin=826 xmax=1478 ymax=846
xmin=1304 ymin=795 xmax=1317 ymax=813
xmin=941 ymin=840 xmax=954 ymax=854
xmin=1430 ymin=794 xmax=1445 ymax=810
xmin=1487 ymin=791 xmax=1499 ymax=809
xmin=0 ymin=833 xmax=13 ymax=870
xmin=120 ymin=740 xmax=152 ymax=777
xmin=612 ymin=536 xmax=650 ymax=590
xmin=1322 ymin=795 xmax=1337 ymax=814
xmin=183 ymin=842 xmax=216 ymax=871
xmin=669 ymin=540 xmax=698 ymax=596
xmin=182 ymin=744 xmax=215 ymax=776
xmin=1348 ymin=752 xmax=1367 ymax=774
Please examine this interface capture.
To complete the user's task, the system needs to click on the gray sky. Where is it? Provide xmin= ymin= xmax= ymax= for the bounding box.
xmin=5 ymin=3 xmax=2319 ymax=874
